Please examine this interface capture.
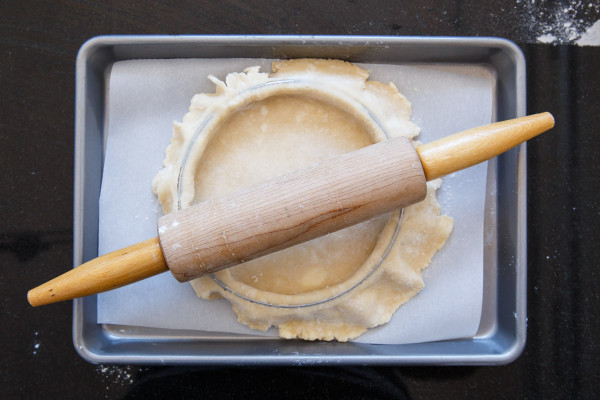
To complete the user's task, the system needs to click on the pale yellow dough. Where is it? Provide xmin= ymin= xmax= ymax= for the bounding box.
xmin=153 ymin=59 xmax=453 ymax=341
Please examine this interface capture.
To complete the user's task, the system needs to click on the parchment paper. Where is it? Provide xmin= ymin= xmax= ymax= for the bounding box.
xmin=97 ymin=59 xmax=493 ymax=344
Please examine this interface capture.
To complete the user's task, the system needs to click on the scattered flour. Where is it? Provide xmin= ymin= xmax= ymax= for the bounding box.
xmin=32 ymin=331 xmax=41 ymax=355
xmin=95 ymin=365 xmax=147 ymax=388
xmin=519 ymin=0 xmax=600 ymax=45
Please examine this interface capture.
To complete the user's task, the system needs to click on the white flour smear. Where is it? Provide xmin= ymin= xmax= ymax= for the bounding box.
xmin=576 ymin=19 xmax=600 ymax=45
xmin=514 ymin=0 xmax=600 ymax=45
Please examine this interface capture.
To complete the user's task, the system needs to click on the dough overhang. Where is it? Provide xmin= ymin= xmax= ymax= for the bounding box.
xmin=152 ymin=59 xmax=453 ymax=341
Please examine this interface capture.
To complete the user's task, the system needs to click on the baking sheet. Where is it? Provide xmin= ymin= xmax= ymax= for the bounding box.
xmin=97 ymin=58 xmax=492 ymax=344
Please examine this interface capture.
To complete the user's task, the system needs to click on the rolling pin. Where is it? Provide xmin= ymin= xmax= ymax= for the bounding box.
xmin=27 ymin=112 xmax=554 ymax=307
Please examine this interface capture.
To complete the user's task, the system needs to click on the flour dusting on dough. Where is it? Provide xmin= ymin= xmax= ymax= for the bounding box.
xmin=153 ymin=59 xmax=453 ymax=341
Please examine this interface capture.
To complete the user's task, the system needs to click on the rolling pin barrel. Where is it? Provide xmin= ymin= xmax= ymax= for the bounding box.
xmin=158 ymin=136 xmax=427 ymax=281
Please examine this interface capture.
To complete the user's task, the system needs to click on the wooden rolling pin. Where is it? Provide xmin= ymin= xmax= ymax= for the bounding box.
xmin=27 ymin=112 xmax=554 ymax=306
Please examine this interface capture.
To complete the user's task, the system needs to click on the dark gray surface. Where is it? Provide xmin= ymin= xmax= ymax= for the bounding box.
xmin=2 ymin=0 xmax=599 ymax=398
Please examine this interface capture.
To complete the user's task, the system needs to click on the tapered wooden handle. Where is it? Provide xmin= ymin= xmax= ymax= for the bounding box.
xmin=416 ymin=112 xmax=555 ymax=181
xmin=27 ymin=237 xmax=168 ymax=306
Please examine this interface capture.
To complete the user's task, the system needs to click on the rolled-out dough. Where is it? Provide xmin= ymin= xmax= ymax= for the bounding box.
xmin=153 ymin=59 xmax=453 ymax=341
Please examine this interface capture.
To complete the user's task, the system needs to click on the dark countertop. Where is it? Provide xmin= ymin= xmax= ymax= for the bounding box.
xmin=2 ymin=1 xmax=599 ymax=399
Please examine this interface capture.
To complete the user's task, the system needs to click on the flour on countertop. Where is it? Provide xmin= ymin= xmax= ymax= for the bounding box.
xmin=518 ymin=0 xmax=600 ymax=45
xmin=95 ymin=365 xmax=149 ymax=389
xmin=32 ymin=331 xmax=40 ymax=355
xmin=536 ymin=33 xmax=558 ymax=43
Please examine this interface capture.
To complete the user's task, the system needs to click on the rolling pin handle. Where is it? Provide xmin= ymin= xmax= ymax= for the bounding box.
xmin=27 ymin=237 xmax=168 ymax=307
xmin=416 ymin=112 xmax=555 ymax=181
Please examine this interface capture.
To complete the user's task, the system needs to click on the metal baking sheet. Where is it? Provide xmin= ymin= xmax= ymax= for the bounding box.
xmin=73 ymin=35 xmax=526 ymax=365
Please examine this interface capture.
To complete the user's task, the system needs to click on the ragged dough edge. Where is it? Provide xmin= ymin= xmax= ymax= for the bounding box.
xmin=155 ymin=59 xmax=453 ymax=341
xmin=191 ymin=182 xmax=453 ymax=341
xmin=152 ymin=66 xmax=270 ymax=213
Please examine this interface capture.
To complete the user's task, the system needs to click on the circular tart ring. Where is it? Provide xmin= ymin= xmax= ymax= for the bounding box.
xmin=176 ymin=79 xmax=402 ymax=308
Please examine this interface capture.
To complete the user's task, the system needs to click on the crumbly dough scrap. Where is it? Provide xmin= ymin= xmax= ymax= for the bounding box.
xmin=153 ymin=59 xmax=453 ymax=341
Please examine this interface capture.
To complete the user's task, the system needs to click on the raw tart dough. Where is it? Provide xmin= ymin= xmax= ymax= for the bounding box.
xmin=153 ymin=59 xmax=454 ymax=341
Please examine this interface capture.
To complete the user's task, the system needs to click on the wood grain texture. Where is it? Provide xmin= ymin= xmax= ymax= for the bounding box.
xmin=416 ymin=112 xmax=555 ymax=181
xmin=27 ymin=237 xmax=168 ymax=306
xmin=159 ymin=136 xmax=426 ymax=281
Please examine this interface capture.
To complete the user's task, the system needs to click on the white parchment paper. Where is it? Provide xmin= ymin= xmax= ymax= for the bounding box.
xmin=97 ymin=59 xmax=493 ymax=344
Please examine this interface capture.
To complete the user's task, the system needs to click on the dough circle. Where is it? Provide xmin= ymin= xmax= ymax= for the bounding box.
xmin=153 ymin=59 xmax=454 ymax=341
